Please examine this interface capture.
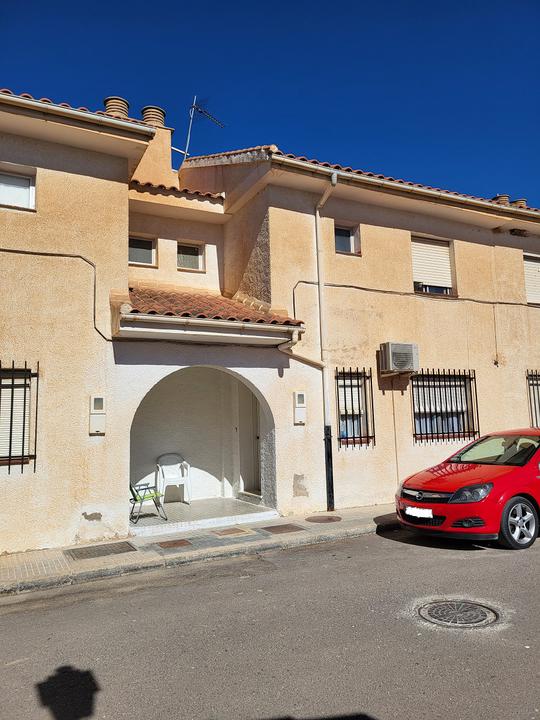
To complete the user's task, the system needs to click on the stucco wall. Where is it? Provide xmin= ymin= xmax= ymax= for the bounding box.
xmin=128 ymin=211 xmax=223 ymax=291
xmin=266 ymin=187 xmax=540 ymax=509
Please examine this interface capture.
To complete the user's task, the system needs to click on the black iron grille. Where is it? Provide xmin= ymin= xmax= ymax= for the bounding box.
xmin=411 ymin=369 xmax=479 ymax=443
xmin=527 ymin=371 xmax=540 ymax=427
xmin=336 ymin=367 xmax=375 ymax=448
xmin=0 ymin=361 xmax=39 ymax=473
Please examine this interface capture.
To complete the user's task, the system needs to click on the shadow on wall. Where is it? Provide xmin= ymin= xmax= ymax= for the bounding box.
xmin=36 ymin=665 xmax=100 ymax=719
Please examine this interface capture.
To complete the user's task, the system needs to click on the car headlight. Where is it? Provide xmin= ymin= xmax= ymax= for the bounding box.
xmin=448 ymin=483 xmax=493 ymax=504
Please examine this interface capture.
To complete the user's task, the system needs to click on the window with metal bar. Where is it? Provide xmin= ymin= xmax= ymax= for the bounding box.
xmin=411 ymin=369 xmax=479 ymax=442
xmin=0 ymin=362 xmax=39 ymax=472
xmin=527 ymin=371 xmax=540 ymax=427
xmin=335 ymin=368 xmax=375 ymax=447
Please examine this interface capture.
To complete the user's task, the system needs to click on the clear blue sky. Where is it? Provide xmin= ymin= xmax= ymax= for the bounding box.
xmin=2 ymin=1 xmax=539 ymax=205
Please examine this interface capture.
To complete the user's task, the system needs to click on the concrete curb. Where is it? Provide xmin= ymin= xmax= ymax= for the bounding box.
xmin=0 ymin=516 xmax=400 ymax=597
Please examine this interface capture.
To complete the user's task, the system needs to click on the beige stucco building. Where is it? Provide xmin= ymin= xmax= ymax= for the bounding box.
xmin=2 ymin=88 xmax=540 ymax=553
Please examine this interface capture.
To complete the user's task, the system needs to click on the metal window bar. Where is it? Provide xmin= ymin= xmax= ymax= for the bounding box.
xmin=0 ymin=361 xmax=39 ymax=473
xmin=335 ymin=367 xmax=375 ymax=448
xmin=411 ymin=369 xmax=479 ymax=443
xmin=527 ymin=371 xmax=540 ymax=428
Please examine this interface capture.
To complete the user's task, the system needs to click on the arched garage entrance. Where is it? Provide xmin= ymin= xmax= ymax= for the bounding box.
xmin=129 ymin=366 xmax=277 ymax=531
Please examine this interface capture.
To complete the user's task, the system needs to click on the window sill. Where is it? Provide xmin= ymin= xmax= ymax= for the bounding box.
xmin=129 ymin=262 xmax=158 ymax=269
xmin=338 ymin=438 xmax=375 ymax=447
xmin=0 ymin=456 xmax=33 ymax=466
xmin=0 ymin=203 xmax=36 ymax=213
xmin=414 ymin=291 xmax=458 ymax=299
xmin=177 ymin=267 xmax=206 ymax=274
xmin=413 ymin=433 xmax=478 ymax=443
xmin=335 ymin=251 xmax=362 ymax=257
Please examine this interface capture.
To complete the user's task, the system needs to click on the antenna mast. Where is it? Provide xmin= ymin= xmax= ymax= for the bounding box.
xmin=175 ymin=95 xmax=225 ymax=166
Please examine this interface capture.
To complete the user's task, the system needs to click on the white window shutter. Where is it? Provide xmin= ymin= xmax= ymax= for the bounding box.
xmin=0 ymin=384 xmax=31 ymax=457
xmin=338 ymin=378 xmax=365 ymax=414
xmin=412 ymin=239 xmax=453 ymax=288
xmin=524 ymin=256 xmax=540 ymax=304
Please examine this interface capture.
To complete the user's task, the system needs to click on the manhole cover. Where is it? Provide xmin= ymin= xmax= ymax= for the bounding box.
xmin=419 ymin=600 xmax=498 ymax=628
xmin=305 ymin=515 xmax=342 ymax=523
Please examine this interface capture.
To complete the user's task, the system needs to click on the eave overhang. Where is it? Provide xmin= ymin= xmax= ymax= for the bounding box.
xmin=116 ymin=312 xmax=304 ymax=346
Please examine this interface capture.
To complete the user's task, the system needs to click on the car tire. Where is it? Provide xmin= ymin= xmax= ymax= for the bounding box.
xmin=499 ymin=496 xmax=539 ymax=550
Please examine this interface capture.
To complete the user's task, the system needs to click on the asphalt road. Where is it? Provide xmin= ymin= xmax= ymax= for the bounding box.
xmin=1 ymin=528 xmax=539 ymax=720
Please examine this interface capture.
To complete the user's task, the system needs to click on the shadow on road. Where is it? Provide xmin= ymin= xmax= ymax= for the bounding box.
xmin=263 ymin=715 xmax=377 ymax=719
xmin=374 ymin=515 xmax=493 ymax=552
xmin=36 ymin=665 xmax=100 ymax=719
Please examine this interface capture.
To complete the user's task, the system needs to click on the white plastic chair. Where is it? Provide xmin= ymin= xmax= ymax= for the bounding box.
xmin=156 ymin=453 xmax=191 ymax=505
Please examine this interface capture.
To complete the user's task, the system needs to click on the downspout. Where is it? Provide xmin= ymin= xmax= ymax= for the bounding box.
xmin=315 ymin=172 xmax=338 ymax=510
xmin=277 ymin=330 xmax=325 ymax=369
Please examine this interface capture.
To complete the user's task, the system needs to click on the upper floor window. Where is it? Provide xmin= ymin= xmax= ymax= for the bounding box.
xmin=412 ymin=238 xmax=454 ymax=296
xmin=177 ymin=243 xmax=204 ymax=271
xmin=411 ymin=369 xmax=479 ymax=442
xmin=524 ymin=254 xmax=540 ymax=305
xmin=334 ymin=226 xmax=360 ymax=255
xmin=129 ymin=237 xmax=155 ymax=266
xmin=0 ymin=171 xmax=35 ymax=210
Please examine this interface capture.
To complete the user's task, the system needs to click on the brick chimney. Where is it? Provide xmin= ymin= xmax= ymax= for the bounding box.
xmin=511 ymin=198 xmax=527 ymax=208
xmin=103 ymin=96 xmax=130 ymax=119
xmin=492 ymin=194 xmax=510 ymax=205
xmin=141 ymin=106 xmax=166 ymax=127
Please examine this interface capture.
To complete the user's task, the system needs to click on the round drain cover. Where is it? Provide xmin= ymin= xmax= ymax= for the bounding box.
xmin=305 ymin=515 xmax=342 ymax=523
xmin=419 ymin=600 xmax=498 ymax=628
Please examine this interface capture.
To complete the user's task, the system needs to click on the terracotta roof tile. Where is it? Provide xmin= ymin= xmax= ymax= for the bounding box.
xmin=0 ymin=87 xmax=152 ymax=128
xmin=127 ymin=285 xmax=302 ymax=326
xmin=186 ymin=145 xmax=539 ymax=214
xmin=130 ymin=179 xmax=223 ymax=201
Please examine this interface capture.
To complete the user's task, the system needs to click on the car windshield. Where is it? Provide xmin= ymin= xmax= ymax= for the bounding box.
xmin=449 ymin=435 xmax=540 ymax=466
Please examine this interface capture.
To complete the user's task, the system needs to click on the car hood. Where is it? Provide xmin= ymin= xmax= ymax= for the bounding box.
xmin=403 ymin=462 xmax=516 ymax=492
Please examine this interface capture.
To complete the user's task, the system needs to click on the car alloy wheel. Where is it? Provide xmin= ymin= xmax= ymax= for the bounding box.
xmin=500 ymin=496 xmax=539 ymax=550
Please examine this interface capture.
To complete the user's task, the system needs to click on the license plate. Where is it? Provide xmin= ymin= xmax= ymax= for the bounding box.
xmin=405 ymin=506 xmax=433 ymax=519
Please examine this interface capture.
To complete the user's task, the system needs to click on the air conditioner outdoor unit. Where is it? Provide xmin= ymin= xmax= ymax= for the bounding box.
xmin=379 ymin=342 xmax=419 ymax=374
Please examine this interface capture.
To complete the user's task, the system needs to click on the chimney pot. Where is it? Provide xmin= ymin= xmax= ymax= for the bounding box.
xmin=141 ymin=105 xmax=166 ymax=127
xmin=492 ymin=193 xmax=510 ymax=205
xmin=511 ymin=198 xmax=527 ymax=208
xmin=104 ymin=96 xmax=129 ymax=119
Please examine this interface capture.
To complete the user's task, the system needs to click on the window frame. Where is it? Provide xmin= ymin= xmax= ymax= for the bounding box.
xmin=128 ymin=236 xmax=157 ymax=267
xmin=411 ymin=369 xmax=479 ymax=443
xmin=334 ymin=225 xmax=361 ymax=256
xmin=411 ymin=236 xmax=456 ymax=297
xmin=0 ymin=362 xmax=39 ymax=472
xmin=335 ymin=367 xmax=375 ymax=448
xmin=0 ymin=168 xmax=36 ymax=211
xmin=177 ymin=242 xmax=205 ymax=272
xmin=524 ymin=253 xmax=540 ymax=306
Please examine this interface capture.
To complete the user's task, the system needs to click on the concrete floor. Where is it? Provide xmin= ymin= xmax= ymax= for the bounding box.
xmin=131 ymin=497 xmax=279 ymax=536
xmin=1 ymin=528 xmax=539 ymax=719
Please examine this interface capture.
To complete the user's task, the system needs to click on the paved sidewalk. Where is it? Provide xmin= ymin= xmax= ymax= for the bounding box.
xmin=0 ymin=503 xmax=397 ymax=596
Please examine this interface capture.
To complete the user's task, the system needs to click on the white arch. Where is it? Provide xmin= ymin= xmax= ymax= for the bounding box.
xmin=129 ymin=365 xmax=277 ymax=508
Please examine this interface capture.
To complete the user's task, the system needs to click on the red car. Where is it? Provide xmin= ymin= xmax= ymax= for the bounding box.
xmin=396 ymin=429 xmax=540 ymax=549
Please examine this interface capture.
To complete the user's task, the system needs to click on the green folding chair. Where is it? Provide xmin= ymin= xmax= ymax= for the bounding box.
xmin=129 ymin=483 xmax=168 ymax=524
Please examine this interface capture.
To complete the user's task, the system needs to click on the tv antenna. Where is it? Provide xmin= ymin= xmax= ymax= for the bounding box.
xmin=173 ymin=95 xmax=225 ymax=165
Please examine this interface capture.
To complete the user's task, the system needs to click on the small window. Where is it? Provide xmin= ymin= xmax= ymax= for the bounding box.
xmin=411 ymin=369 xmax=479 ymax=442
xmin=335 ymin=368 xmax=375 ymax=447
xmin=0 ymin=363 xmax=39 ymax=471
xmin=412 ymin=238 xmax=454 ymax=295
xmin=527 ymin=370 xmax=540 ymax=427
xmin=0 ymin=171 xmax=35 ymax=209
xmin=335 ymin=226 xmax=360 ymax=255
xmin=524 ymin=255 xmax=540 ymax=304
xmin=129 ymin=237 xmax=155 ymax=266
xmin=177 ymin=243 xmax=204 ymax=271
